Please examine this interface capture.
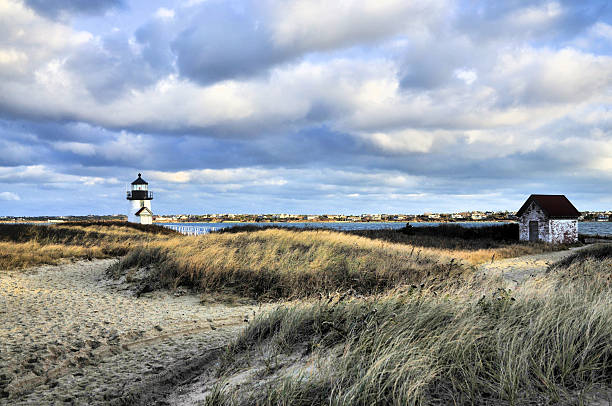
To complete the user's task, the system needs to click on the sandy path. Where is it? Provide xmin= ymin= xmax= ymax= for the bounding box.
xmin=0 ymin=259 xmax=270 ymax=405
xmin=478 ymin=245 xmax=591 ymax=288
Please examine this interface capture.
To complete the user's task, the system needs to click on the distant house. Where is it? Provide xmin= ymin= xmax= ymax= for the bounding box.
xmin=516 ymin=195 xmax=580 ymax=243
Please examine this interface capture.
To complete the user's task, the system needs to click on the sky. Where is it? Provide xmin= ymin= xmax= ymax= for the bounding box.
xmin=0 ymin=0 xmax=611 ymax=216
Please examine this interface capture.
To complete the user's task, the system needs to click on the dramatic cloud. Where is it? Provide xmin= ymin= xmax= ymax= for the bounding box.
xmin=171 ymin=0 xmax=447 ymax=85
xmin=0 ymin=0 xmax=611 ymax=215
xmin=24 ymin=0 xmax=124 ymax=19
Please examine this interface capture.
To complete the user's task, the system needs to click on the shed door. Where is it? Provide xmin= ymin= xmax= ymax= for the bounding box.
xmin=529 ymin=221 xmax=539 ymax=242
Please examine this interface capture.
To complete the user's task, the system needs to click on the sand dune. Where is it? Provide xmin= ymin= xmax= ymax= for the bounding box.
xmin=0 ymin=259 xmax=269 ymax=405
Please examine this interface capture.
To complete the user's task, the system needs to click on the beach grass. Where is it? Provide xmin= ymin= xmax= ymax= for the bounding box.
xmin=109 ymin=227 xmax=565 ymax=300
xmin=2 ymin=222 xmax=607 ymax=404
xmin=2 ymin=222 xmax=571 ymax=300
xmin=205 ymin=247 xmax=612 ymax=405
xmin=0 ymin=222 xmax=175 ymax=270
xmin=217 ymin=224 xmax=573 ymax=259
xmin=108 ymin=228 xmax=468 ymax=299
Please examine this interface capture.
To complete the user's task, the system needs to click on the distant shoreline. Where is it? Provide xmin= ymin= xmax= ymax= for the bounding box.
xmin=3 ymin=219 xmax=612 ymax=225
xmin=1 ymin=219 xmax=517 ymax=224
xmin=152 ymin=220 xmax=517 ymax=224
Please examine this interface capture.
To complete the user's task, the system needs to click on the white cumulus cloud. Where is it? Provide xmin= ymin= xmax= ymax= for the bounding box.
xmin=155 ymin=7 xmax=174 ymax=19
xmin=0 ymin=191 xmax=20 ymax=201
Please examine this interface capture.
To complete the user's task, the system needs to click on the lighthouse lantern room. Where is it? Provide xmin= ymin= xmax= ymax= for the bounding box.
xmin=127 ymin=173 xmax=153 ymax=224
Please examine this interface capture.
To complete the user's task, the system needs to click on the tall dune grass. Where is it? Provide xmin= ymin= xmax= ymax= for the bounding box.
xmin=109 ymin=227 xmax=576 ymax=299
xmin=547 ymin=244 xmax=612 ymax=293
xmin=109 ymin=229 xmax=470 ymax=299
xmin=207 ymin=250 xmax=612 ymax=405
xmin=0 ymin=222 xmax=175 ymax=270
xmin=217 ymin=224 xmax=572 ymax=258
xmin=3 ymin=223 xmax=573 ymax=301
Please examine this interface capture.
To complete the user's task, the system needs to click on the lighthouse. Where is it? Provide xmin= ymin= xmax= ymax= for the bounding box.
xmin=126 ymin=173 xmax=153 ymax=224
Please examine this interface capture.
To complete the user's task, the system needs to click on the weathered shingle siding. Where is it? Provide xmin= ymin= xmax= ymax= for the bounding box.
xmin=519 ymin=202 xmax=578 ymax=243
xmin=549 ymin=219 xmax=578 ymax=243
xmin=519 ymin=203 xmax=550 ymax=241
xmin=519 ymin=202 xmax=549 ymax=242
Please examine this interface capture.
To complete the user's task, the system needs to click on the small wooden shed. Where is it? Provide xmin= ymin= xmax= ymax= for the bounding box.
xmin=135 ymin=206 xmax=153 ymax=225
xmin=516 ymin=195 xmax=580 ymax=243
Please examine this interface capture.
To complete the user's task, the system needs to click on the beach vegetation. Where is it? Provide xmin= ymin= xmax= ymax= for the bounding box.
xmin=205 ymin=247 xmax=612 ymax=405
xmin=0 ymin=222 xmax=175 ymax=270
xmin=109 ymin=227 xmax=566 ymax=300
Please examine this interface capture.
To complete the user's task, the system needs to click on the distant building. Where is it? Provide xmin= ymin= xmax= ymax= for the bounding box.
xmin=126 ymin=173 xmax=153 ymax=224
xmin=516 ymin=194 xmax=580 ymax=243
xmin=471 ymin=212 xmax=485 ymax=220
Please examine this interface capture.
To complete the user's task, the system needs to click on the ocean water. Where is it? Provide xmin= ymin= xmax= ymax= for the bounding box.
xmin=155 ymin=221 xmax=612 ymax=236
xmin=577 ymin=222 xmax=612 ymax=236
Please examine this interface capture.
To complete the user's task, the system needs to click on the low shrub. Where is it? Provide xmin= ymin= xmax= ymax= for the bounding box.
xmin=0 ymin=221 xmax=175 ymax=244
xmin=402 ymin=222 xmax=519 ymax=240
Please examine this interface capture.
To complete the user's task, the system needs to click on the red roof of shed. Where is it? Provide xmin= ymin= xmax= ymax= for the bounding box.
xmin=516 ymin=194 xmax=580 ymax=219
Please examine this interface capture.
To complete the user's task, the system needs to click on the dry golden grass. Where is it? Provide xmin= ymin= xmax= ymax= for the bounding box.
xmin=0 ymin=222 xmax=174 ymax=270
xmin=0 ymin=241 xmax=101 ymax=269
xmin=112 ymin=228 xmax=468 ymax=299
xmin=3 ymin=223 xmax=570 ymax=300
xmin=208 ymin=246 xmax=612 ymax=406
xmin=216 ymin=225 xmax=570 ymax=265
xmin=112 ymin=228 xmax=554 ymax=299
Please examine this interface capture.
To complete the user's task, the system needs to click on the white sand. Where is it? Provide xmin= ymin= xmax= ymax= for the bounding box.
xmin=0 ymin=259 xmax=270 ymax=405
xmin=478 ymin=245 xmax=590 ymax=288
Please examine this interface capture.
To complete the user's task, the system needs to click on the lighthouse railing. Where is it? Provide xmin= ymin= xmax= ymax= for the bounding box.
xmin=127 ymin=191 xmax=153 ymax=199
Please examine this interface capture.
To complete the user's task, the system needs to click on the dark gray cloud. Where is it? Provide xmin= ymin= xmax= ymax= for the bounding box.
xmin=398 ymin=39 xmax=475 ymax=90
xmin=67 ymin=32 xmax=171 ymax=101
xmin=168 ymin=0 xmax=441 ymax=85
xmin=171 ymin=2 xmax=290 ymax=85
xmin=134 ymin=20 xmax=176 ymax=73
xmin=0 ymin=117 xmax=600 ymax=187
xmin=24 ymin=0 xmax=125 ymax=19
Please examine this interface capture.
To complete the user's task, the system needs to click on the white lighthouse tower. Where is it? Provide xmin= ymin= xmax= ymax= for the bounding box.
xmin=126 ymin=173 xmax=153 ymax=224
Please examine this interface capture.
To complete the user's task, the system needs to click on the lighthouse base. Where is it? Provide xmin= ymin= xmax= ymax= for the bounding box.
xmin=138 ymin=215 xmax=153 ymax=225
xmin=128 ymin=200 xmax=153 ymax=224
